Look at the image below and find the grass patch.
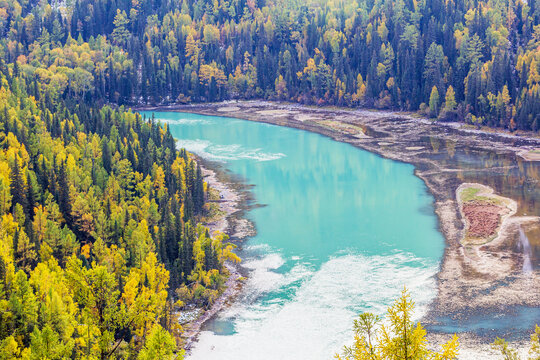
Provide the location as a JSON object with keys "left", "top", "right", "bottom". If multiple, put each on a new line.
{"left": 202, "top": 188, "right": 227, "bottom": 222}
{"left": 460, "top": 186, "right": 506, "bottom": 206}
{"left": 202, "top": 203, "right": 226, "bottom": 223}
{"left": 208, "top": 187, "right": 221, "bottom": 201}
{"left": 460, "top": 187, "right": 481, "bottom": 202}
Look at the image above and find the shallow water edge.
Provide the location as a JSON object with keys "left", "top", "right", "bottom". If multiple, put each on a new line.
{"left": 179, "top": 159, "right": 259, "bottom": 352}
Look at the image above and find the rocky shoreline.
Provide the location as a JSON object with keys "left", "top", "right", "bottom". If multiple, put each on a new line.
{"left": 180, "top": 163, "right": 255, "bottom": 353}
{"left": 141, "top": 100, "right": 540, "bottom": 352}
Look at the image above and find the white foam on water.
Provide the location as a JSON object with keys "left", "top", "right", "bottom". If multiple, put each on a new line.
{"left": 156, "top": 117, "right": 214, "bottom": 125}
{"left": 176, "top": 139, "right": 214, "bottom": 158}
{"left": 238, "top": 252, "right": 287, "bottom": 296}
{"left": 176, "top": 139, "right": 286, "bottom": 162}
{"left": 187, "top": 251, "right": 438, "bottom": 360}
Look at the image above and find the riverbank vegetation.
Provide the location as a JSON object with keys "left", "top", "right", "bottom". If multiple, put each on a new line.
{"left": 336, "top": 288, "right": 460, "bottom": 360}
{"left": 0, "top": 50, "right": 240, "bottom": 359}
{"left": 493, "top": 326, "right": 540, "bottom": 360}
{"left": 338, "top": 289, "right": 540, "bottom": 360}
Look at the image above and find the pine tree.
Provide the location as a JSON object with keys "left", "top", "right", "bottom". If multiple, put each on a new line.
{"left": 57, "top": 160, "right": 71, "bottom": 222}
{"left": 25, "top": 171, "right": 38, "bottom": 221}
{"left": 429, "top": 86, "right": 440, "bottom": 117}
{"left": 8, "top": 270, "right": 38, "bottom": 343}
{"left": 0, "top": 174, "right": 12, "bottom": 215}
{"left": 10, "top": 157, "right": 27, "bottom": 215}
{"left": 444, "top": 86, "right": 457, "bottom": 111}
{"left": 14, "top": 229, "right": 37, "bottom": 273}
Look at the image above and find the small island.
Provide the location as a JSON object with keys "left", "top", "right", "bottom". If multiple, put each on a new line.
{"left": 457, "top": 183, "right": 516, "bottom": 246}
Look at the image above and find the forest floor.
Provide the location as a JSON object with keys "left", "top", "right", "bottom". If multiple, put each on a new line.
{"left": 141, "top": 100, "right": 540, "bottom": 353}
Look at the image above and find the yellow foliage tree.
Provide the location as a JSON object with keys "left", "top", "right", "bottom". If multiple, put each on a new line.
{"left": 336, "top": 288, "right": 459, "bottom": 360}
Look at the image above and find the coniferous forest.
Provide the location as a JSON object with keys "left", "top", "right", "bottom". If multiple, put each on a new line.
{"left": 0, "top": 0, "right": 244, "bottom": 354}
{"left": 0, "top": 0, "right": 539, "bottom": 357}
{"left": 3, "top": 0, "right": 540, "bottom": 129}
{"left": 0, "top": 71, "right": 241, "bottom": 357}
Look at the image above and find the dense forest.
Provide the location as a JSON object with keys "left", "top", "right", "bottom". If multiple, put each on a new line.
{"left": 1, "top": 0, "right": 540, "bottom": 130}
{"left": 0, "top": 18, "right": 240, "bottom": 360}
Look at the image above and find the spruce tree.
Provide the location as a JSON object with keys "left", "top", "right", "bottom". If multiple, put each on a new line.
{"left": 10, "top": 157, "right": 27, "bottom": 215}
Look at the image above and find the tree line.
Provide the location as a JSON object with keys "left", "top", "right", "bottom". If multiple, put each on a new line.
{"left": 1, "top": 0, "right": 540, "bottom": 130}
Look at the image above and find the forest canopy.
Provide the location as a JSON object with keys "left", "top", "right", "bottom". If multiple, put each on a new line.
{"left": 0, "top": 1, "right": 243, "bottom": 354}
{"left": 0, "top": 58, "right": 242, "bottom": 357}
{"left": 1, "top": 0, "right": 540, "bottom": 130}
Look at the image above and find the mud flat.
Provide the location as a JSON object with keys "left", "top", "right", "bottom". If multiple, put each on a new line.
{"left": 141, "top": 100, "right": 540, "bottom": 348}
{"left": 436, "top": 183, "right": 540, "bottom": 313}
{"left": 519, "top": 149, "right": 540, "bottom": 161}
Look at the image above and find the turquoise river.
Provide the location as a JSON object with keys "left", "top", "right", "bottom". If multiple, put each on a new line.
{"left": 143, "top": 111, "right": 446, "bottom": 359}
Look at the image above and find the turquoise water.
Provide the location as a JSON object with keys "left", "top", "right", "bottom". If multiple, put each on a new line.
{"left": 142, "top": 112, "right": 445, "bottom": 359}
